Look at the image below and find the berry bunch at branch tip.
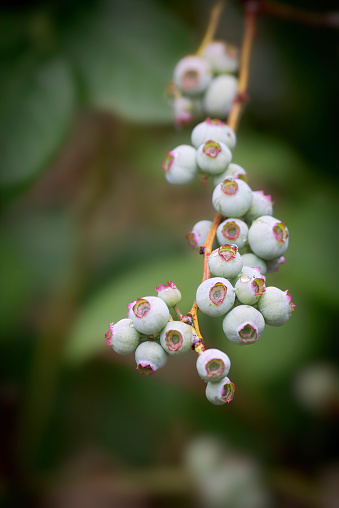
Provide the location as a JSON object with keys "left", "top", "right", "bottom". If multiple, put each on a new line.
{"left": 105, "top": 3, "right": 296, "bottom": 405}
{"left": 105, "top": 115, "right": 295, "bottom": 406}
{"left": 169, "top": 41, "right": 239, "bottom": 128}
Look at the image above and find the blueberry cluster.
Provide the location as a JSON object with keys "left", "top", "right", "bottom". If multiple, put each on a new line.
{"left": 105, "top": 282, "right": 236, "bottom": 405}
{"left": 105, "top": 118, "right": 295, "bottom": 406}
{"left": 170, "top": 42, "right": 239, "bottom": 127}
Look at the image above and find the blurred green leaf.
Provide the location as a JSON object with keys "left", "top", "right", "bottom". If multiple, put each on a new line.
{"left": 0, "top": 57, "right": 76, "bottom": 189}
{"left": 65, "top": 251, "right": 201, "bottom": 365}
{"left": 66, "top": 0, "right": 194, "bottom": 123}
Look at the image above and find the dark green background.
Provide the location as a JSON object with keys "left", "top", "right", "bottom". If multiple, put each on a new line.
{"left": 1, "top": 0, "right": 338, "bottom": 506}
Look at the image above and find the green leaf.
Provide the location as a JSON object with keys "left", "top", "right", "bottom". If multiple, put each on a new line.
{"left": 67, "top": 0, "right": 194, "bottom": 123}
{"left": 0, "top": 57, "right": 76, "bottom": 189}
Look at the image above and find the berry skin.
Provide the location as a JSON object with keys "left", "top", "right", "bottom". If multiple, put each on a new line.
{"left": 212, "top": 177, "right": 253, "bottom": 218}
{"left": 186, "top": 220, "right": 213, "bottom": 249}
{"left": 216, "top": 218, "right": 248, "bottom": 249}
{"left": 204, "top": 75, "right": 238, "bottom": 118}
{"left": 135, "top": 341, "right": 168, "bottom": 375}
{"left": 160, "top": 321, "right": 193, "bottom": 355}
{"left": 196, "top": 140, "right": 232, "bottom": 175}
{"left": 222, "top": 305, "right": 265, "bottom": 345}
{"left": 105, "top": 319, "right": 140, "bottom": 355}
{"left": 232, "top": 265, "right": 264, "bottom": 285}
{"left": 208, "top": 244, "right": 243, "bottom": 279}
{"left": 202, "top": 41, "right": 239, "bottom": 74}
{"left": 156, "top": 281, "right": 181, "bottom": 307}
{"left": 173, "top": 55, "right": 212, "bottom": 95}
{"left": 173, "top": 97, "right": 194, "bottom": 128}
{"left": 162, "top": 145, "right": 198, "bottom": 186}
{"left": 245, "top": 191, "right": 273, "bottom": 223}
{"left": 266, "top": 256, "right": 286, "bottom": 273}
{"left": 196, "top": 277, "right": 235, "bottom": 317}
{"left": 241, "top": 253, "right": 267, "bottom": 275}
{"left": 248, "top": 215, "right": 289, "bottom": 260}
{"left": 128, "top": 296, "right": 169, "bottom": 336}
{"left": 213, "top": 162, "right": 248, "bottom": 187}
{"left": 191, "top": 118, "right": 236, "bottom": 150}
{"left": 257, "top": 286, "right": 295, "bottom": 326}
{"left": 235, "top": 273, "right": 266, "bottom": 305}
{"left": 205, "top": 377, "right": 235, "bottom": 405}
{"left": 196, "top": 348, "right": 231, "bottom": 382}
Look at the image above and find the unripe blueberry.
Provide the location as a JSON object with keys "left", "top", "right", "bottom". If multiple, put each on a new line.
{"left": 196, "top": 140, "right": 232, "bottom": 175}
{"left": 241, "top": 253, "right": 267, "bottom": 275}
{"left": 162, "top": 145, "right": 198, "bottom": 185}
{"left": 257, "top": 286, "right": 295, "bottom": 326}
{"left": 202, "top": 41, "right": 239, "bottom": 74}
{"left": 248, "top": 215, "right": 289, "bottom": 260}
{"left": 266, "top": 256, "right": 286, "bottom": 273}
{"left": 245, "top": 191, "right": 273, "bottom": 223}
{"left": 160, "top": 321, "right": 193, "bottom": 355}
{"left": 212, "top": 177, "right": 253, "bottom": 217}
{"left": 213, "top": 162, "right": 248, "bottom": 187}
{"left": 233, "top": 265, "right": 264, "bottom": 284}
{"left": 191, "top": 118, "right": 236, "bottom": 149}
{"left": 196, "top": 277, "right": 235, "bottom": 317}
{"left": 105, "top": 319, "right": 140, "bottom": 355}
{"left": 196, "top": 348, "right": 231, "bottom": 382}
{"left": 222, "top": 305, "right": 265, "bottom": 345}
{"left": 128, "top": 296, "right": 169, "bottom": 335}
{"left": 186, "top": 220, "right": 213, "bottom": 248}
{"left": 205, "top": 377, "right": 235, "bottom": 405}
{"left": 173, "top": 97, "right": 194, "bottom": 128}
{"left": 156, "top": 281, "right": 181, "bottom": 307}
{"left": 216, "top": 218, "right": 248, "bottom": 249}
{"left": 173, "top": 55, "right": 212, "bottom": 95}
{"left": 204, "top": 75, "right": 238, "bottom": 118}
{"left": 235, "top": 273, "right": 266, "bottom": 305}
{"left": 135, "top": 341, "right": 168, "bottom": 375}
{"left": 208, "top": 244, "right": 243, "bottom": 279}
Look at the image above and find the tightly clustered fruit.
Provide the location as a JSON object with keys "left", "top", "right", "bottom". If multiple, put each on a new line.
{"left": 169, "top": 41, "right": 239, "bottom": 127}
{"left": 105, "top": 118, "right": 295, "bottom": 406}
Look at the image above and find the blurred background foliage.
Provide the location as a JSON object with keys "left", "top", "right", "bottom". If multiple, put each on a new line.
{"left": 0, "top": 0, "right": 339, "bottom": 506}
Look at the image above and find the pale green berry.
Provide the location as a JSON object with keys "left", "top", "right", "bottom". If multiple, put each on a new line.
{"left": 208, "top": 244, "right": 243, "bottom": 279}
{"left": 205, "top": 377, "right": 235, "bottom": 405}
{"left": 233, "top": 265, "right": 264, "bottom": 284}
{"left": 235, "top": 273, "right": 266, "bottom": 305}
{"left": 186, "top": 220, "right": 213, "bottom": 249}
{"left": 173, "top": 96, "right": 194, "bottom": 128}
{"left": 135, "top": 341, "right": 168, "bottom": 375}
{"left": 216, "top": 218, "right": 248, "bottom": 249}
{"left": 212, "top": 177, "right": 253, "bottom": 217}
{"left": 241, "top": 253, "right": 267, "bottom": 275}
{"left": 196, "top": 140, "right": 232, "bottom": 175}
{"left": 191, "top": 118, "right": 236, "bottom": 149}
{"left": 196, "top": 277, "right": 235, "bottom": 317}
{"left": 173, "top": 55, "right": 212, "bottom": 95}
{"left": 222, "top": 305, "right": 265, "bottom": 345}
{"left": 160, "top": 321, "right": 193, "bottom": 355}
{"left": 128, "top": 296, "right": 169, "bottom": 335}
{"left": 155, "top": 281, "right": 181, "bottom": 307}
{"left": 105, "top": 319, "right": 140, "bottom": 355}
{"left": 245, "top": 191, "right": 273, "bottom": 223}
{"left": 248, "top": 215, "right": 289, "bottom": 260}
{"left": 204, "top": 75, "right": 238, "bottom": 118}
{"left": 162, "top": 145, "right": 198, "bottom": 185}
{"left": 213, "top": 162, "right": 248, "bottom": 187}
{"left": 202, "top": 41, "right": 239, "bottom": 74}
{"left": 196, "top": 348, "right": 231, "bottom": 382}
{"left": 266, "top": 256, "right": 286, "bottom": 273}
{"left": 257, "top": 286, "right": 295, "bottom": 326}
